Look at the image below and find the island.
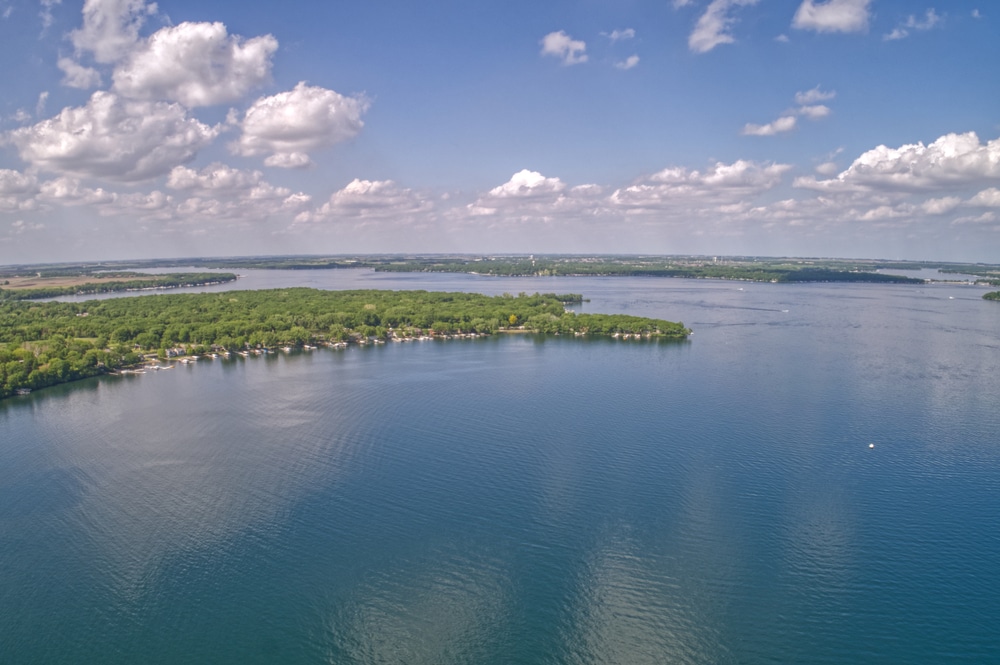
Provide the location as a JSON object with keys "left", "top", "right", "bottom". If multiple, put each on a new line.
{"left": 0, "top": 288, "right": 690, "bottom": 399}
{"left": 985, "top": 292, "right": 1000, "bottom": 301}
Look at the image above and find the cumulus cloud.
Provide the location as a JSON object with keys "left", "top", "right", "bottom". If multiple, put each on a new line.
{"left": 296, "top": 179, "right": 430, "bottom": 223}
{"left": 744, "top": 87, "right": 835, "bottom": 136}
{"left": 58, "top": 57, "right": 103, "bottom": 89}
{"left": 742, "top": 116, "right": 797, "bottom": 136}
{"left": 792, "top": 0, "right": 871, "bottom": 33}
{"left": 0, "top": 170, "right": 40, "bottom": 211}
{"left": 113, "top": 22, "right": 278, "bottom": 106}
{"left": 689, "top": 0, "right": 759, "bottom": 54}
{"left": 884, "top": 9, "right": 942, "bottom": 41}
{"left": 540, "top": 31, "right": 588, "bottom": 65}
{"left": 794, "top": 132, "right": 1000, "bottom": 192}
{"left": 921, "top": 196, "right": 961, "bottom": 215}
{"left": 37, "top": 177, "right": 117, "bottom": 206}
{"left": 488, "top": 170, "right": 566, "bottom": 198}
{"left": 167, "top": 163, "right": 266, "bottom": 192}
{"left": 70, "top": 0, "right": 158, "bottom": 64}
{"left": 0, "top": 169, "right": 37, "bottom": 196}
{"left": 230, "top": 82, "right": 369, "bottom": 168}
{"left": 798, "top": 105, "right": 831, "bottom": 119}
{"left": 8, "top": 91, "right": 220, "bottom": 181}
{"left": 968, "top": 188, "right": 1000, "bottom": 207}
{"left": 467, "top": 170, "right": 604, "bottom": 219}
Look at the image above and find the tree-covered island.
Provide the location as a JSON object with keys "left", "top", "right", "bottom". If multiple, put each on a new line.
{"left": 0, "top": 288, "right": 689, "bottom": 399}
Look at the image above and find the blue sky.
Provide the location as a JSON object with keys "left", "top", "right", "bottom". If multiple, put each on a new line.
{"left": 1, "top": 0, "right": 998, "bottom": 263}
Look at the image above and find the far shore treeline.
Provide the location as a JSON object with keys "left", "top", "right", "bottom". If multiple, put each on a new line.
{"left": 0, "top": 272, "right": 237, "bottom": 300}
{"left": 0, "top": 288, "right": 689, "bottom": 399}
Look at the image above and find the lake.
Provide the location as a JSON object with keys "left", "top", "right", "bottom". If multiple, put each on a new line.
{"left": 3, "top": 272, "right": 999, "bottom": 664}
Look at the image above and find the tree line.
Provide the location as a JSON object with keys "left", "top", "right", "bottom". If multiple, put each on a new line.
{"left": 0, "top": 288, "right": 688, "bottom": 399}
{"left": 0, "top": 273, "right": 237, "bottom": 301}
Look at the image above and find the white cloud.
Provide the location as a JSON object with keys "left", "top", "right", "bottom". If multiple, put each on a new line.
{"left": 920, "top": 196, "right": 961, "bottom": 215}
{"left": 113, "top": 189, "right": 171, "bottom": 211}
{"left": 540, "top": 31, "right": 588, "bottom": 65}
{"left": 35, "top": 92, "right": 49, "bottom": 117}
{"left": 792, "top": 0, "right": 871, "bottom": 34}
{"left": 742, "top": 116, "right": 797, "bottom": 136}
{"left": 167, "top": 163, "right": 266, "bottom": 192}
{"left": 296, "top": 179, "right": 431, "bottom": 223}
{"left": 466, "top": 170, "right": 604, "bottom": 219}
{"left": 113, "top": 22, "right": 278, "bottom": 106}
{"left": 607, "top": 28, "right": 635, "bottom": 42}
{"left": 795, "top": 86, "right": 836, "bottom": 105}
{"left": 0, "top": 169, "right": 37, "bottom": 196}
{"left": 798, "top": 104, "right": 831, "bottom": 119}
{"left": 488, "top": 169, "right": 566, "bottom": 198}
{"left": 58, "top": 57, "right": 103, "bottom": 89}
{"left": 611, "top": 160, "right": 791, "bottom": 210}
{"left": 230, "top": 82, "right": 369, "bottom": 169}
{"left": 951, "top": 211, "right": 998, "bottom": 226}
{"left": 615, "top": 55, "right": 640, "bottom": 70}
{"left": 8, "top": 91, "right": 220, "bottom": 181}
{"left": 689, "top": 0, "right": 759, "bottom": 54}
{"left": 0, "top": 170, "right": 39, "bottom": 211}
{"left": 815, "top": 161, "right": 840, "bottom": 175}
{"left": 38, "top": 177, "right": 117, "bottom": 206}
{"left": 745, "top": 87, "right": 834, "bottom": 136}
{"left": 795, "top": 132, "right": 1000, "bottom": 192}
{"left": 883, "top": 9, "right": 942, "bottom": 41}
{"left": 70, "top": 0, "right": 158, "bottom": 64}
{"left": 968, "top": 188, "right": 1000, "bottom": 207}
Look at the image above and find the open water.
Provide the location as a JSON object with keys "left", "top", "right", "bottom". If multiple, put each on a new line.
{"left": 3, "top": 272, "right": 1000, "bottom": 664}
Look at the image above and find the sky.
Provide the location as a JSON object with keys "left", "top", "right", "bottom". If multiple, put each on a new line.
{"left": 0, "top": 0, "right": 998, "bottom": 264}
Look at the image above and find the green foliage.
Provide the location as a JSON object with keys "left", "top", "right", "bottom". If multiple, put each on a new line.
{"left": 984, "top": 291, "right": 1000, "bottom": 301}
{"left": 0, "top": 288, "right": 688, "bottom": 399}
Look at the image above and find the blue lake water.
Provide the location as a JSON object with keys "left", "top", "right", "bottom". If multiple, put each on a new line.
{"left": 3, "top": 272, "right": 1000, "bottom": 663}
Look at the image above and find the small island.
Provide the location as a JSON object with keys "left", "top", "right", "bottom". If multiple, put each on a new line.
{"left": 0, "top": 288, "right": 689, "bottom": 399}
{"left": 985, "top": 292, "right": 1000, "bottom": 301}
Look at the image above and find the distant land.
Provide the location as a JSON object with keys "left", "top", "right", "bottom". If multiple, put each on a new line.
{"left": 4, "top": 254, "right": 1000, "bottom": 289}
{"left": 6, "top": 254, "right": 1000, "bottom": 310}
{"left": 0, "top": 272, "right": 237, "bottom": 301}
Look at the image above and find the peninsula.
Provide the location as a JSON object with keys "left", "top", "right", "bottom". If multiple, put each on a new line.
{"left": 0, "top": 271, "right": 237, "bottom": 301}
{"left": 0, "top": 288, "right": 689, "bottom": 399}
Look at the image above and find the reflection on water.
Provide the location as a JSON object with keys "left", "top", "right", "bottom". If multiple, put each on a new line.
{"left": 4, "top": 275, "right": 1000, "bottom": 664}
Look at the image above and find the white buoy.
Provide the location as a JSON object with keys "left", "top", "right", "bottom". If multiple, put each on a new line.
{"left": 869, "top": 443, "right": 875, "bottom": 449}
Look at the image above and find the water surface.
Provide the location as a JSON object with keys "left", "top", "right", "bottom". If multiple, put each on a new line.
{"left": 3, "top": 274, "right": 999, "bottom": 663}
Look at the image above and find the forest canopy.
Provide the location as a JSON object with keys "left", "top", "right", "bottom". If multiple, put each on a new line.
{"left": 0, "top": 288, "right": 689, "bottom": 399}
